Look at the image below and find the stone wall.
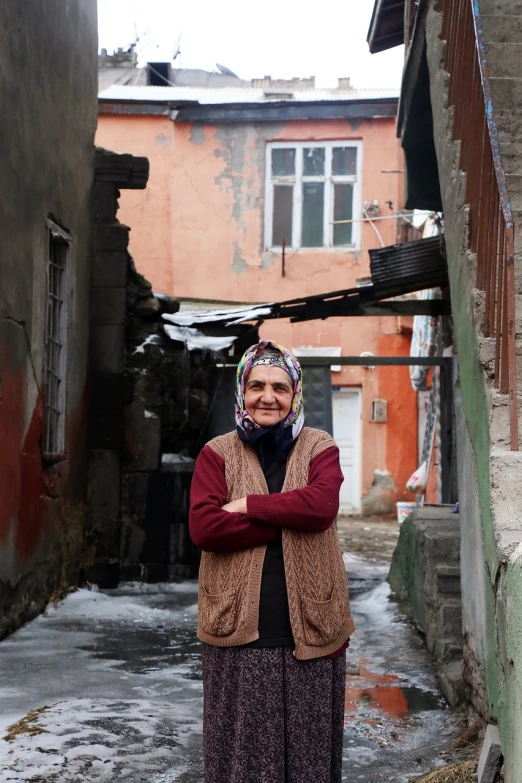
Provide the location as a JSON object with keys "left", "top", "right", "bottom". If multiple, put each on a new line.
{"left": 87, "top": 151, "right": 149, "bottom": 588}
{"left": 120, "top": 260, "right": 215, "bottom": 582}
{"left": 87, "top": 150, "right": 244, "bottom": 585}
{"left": 0, "top": 0, "right": 98, "bottom": 638}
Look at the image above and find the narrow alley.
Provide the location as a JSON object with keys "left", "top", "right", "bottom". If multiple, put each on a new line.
{"left": 0, "top": 519, "right": 468, "bottom": 783}
{"left": 3, "top": 0, "right": 522, "bottom": 780}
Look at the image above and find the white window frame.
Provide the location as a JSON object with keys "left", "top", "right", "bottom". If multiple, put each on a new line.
{"left": 264, "top": 140, "right": 363, "bottom": 252}
{"left": 43, "top": 218, "right": 71, "bottom": 457}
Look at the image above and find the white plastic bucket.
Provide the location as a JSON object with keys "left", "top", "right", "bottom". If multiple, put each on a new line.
{"left": 396, "top": 501, "right": 416, "bottom": 524}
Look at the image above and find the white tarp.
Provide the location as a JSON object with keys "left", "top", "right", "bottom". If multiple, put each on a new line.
{"left": 163, "top": 304, "right": 273, "bottom": 327}
{"left": 163, "top": 324, "right": 236, "bottom": 351}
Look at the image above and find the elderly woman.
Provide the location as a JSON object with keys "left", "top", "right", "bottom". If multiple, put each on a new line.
{"left": 190, "top": 340, "right": 354, "bottom": 783}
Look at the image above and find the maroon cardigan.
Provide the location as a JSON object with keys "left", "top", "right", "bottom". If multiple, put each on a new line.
{"left": 190, "top": 443, "right": 350, "bottom": 657}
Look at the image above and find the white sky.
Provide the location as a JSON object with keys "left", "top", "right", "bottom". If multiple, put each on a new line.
{"left": 97, "top": 0, "right": 404, "bottom": 89}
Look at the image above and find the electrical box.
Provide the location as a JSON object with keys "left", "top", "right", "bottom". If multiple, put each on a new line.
{"left": 371, "top": 399, "right": 387, "bottom": 423}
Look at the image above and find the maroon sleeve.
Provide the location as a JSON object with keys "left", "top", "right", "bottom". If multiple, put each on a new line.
{"left": 189, "top": 445, "right": 277, "bottom": 553}
{"left": 246, "top": 446, "right": 344, "bottom": 533}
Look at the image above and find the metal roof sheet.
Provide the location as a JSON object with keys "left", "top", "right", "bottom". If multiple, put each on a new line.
{"left": 369, "top": 235, "right": 447, "bottom": 298}
{"left": 367, "top": 0, "right": 406, "bottom": 54}
{"left": 98, "top": 84, "right": 400, "bottom": 105}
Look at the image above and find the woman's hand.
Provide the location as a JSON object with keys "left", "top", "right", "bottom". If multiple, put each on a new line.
{"left": 222, "top": 497, "right": 247, "bottom": 514}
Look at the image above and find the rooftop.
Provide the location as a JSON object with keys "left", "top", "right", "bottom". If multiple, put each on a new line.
{"left": 98, "top": 56, "right": 399, "bottom": 106}
{"left": 98, "top": 83, "right": 400, "bottom": 105}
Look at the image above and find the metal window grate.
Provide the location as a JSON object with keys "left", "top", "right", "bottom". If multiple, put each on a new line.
{"left": 44, "top": 221, "right": 71, "bottom": 455}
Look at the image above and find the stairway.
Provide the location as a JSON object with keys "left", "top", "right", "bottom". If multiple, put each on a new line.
{"left": 472, "top": 4, "right": 522, "bottom": 561}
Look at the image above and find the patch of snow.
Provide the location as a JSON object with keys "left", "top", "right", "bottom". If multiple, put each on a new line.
{"left": 42, "top": 588, "right": 195, "bottom": 627}
{"left": 163, "top": 324, "right": 235, "bottom": 351}
{"left": 133, "top": 334, "right": 162, "bottom": 354}
{"left": 0, "top": 698, "right": 202, "bottom": 782}
{"left": 114, "top": 581, "right": 199, "bottom": 595}
{"left": 161, "top": 453, "right": 192, "bottom": 464}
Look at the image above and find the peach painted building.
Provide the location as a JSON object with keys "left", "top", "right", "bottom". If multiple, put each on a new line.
{"left": 97, "top": 66, "right": 418, "bottom": 513}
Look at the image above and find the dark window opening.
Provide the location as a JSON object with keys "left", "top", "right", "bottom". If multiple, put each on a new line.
{"left": 147, "top": 62, "right": 170, "bottom": 86}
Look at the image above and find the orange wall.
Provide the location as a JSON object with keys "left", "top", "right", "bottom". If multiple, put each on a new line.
{"left": 96, "top": 114, "right": 404, "bottom": 301}
{"left": 96, "top": 110, "right": 417, "bottom": 504}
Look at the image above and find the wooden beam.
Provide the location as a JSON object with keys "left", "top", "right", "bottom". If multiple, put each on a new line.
{"left": 357, "top": 300, "right": 451, "bottom": 316}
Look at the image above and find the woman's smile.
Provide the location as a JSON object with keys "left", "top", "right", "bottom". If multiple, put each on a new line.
{"left": 244, "top": 365, "right": 293, "bottom": 426}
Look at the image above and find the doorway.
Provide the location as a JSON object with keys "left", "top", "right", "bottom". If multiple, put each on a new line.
{"left": 333, "top": 389, "right": 362, "bottom": 514}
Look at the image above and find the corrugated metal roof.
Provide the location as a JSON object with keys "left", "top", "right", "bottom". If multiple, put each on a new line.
{"left": 369, "top": 235, "right": 447, "bottom": 299}
{"left": 98, "top": 84, "right": 400, "bottom": 105}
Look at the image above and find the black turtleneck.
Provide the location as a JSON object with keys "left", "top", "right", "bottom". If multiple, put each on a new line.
{"left": 245, "top": 443, "right": 294, "bottom": 649}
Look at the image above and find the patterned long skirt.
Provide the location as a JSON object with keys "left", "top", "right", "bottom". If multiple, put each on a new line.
{"left": 202, "top": 644, "right": 346, "bottom": 783}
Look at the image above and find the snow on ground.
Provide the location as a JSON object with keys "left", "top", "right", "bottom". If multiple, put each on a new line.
{"left": 0, "top": 583, "right": 203, "bottom": 782}
{"left": 1, "top": 698, "right": 201, "bottom": 782}
{"left": 0, "top": 571, "right": 457, "bottom": 782}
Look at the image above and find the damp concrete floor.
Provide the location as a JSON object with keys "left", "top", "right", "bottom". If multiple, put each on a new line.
{"left": 0, "top": 529, "right": 459, "bottom": 783}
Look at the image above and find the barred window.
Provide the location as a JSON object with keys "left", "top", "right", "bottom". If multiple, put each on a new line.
{"left": 43, "top": 220, "right": 71, "bottom": 456}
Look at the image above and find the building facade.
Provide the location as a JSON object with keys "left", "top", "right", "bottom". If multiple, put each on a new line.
{"left": 369, "top": 0, "right": 522, "bottom": 775}
{"left": 0, "top": 0, "right": 98, "bottom": 637}
{"left": 97, "top": 72, "right": 418, "bottom": 513}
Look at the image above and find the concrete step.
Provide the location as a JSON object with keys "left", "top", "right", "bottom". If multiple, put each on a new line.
{"left": 507, "top": 177, "right": 522, "bottom": 210}
{"left": 435, "top": 564, "right": 461, "bottom": 595}
{"left": 490, "top": 389, "right": 522, "bottom": 449}
{"left": 489, "top": 79, "right": 522, "bottom": 122}
{"left": 439, "top": 600, "right": 463, "bottom": 637}
{"left": 495, "top": 111, "right": 522, "bottom": 143}
{"left": 485, "top": 42, "right": 522, "bottom": 78}
{"left": 482, "top": 14, "right": 522, "bottom": 43}
{"left": 480, "top": 0, "right": 522, "bottom": 15}
{"left": 499, "top": 142, "right": 522, "bottom": 176}
{"left": 423, "top": 528, "right": 460, "bottom": 564}
{"left": 490, "top": 448, "right": 522, "bottom": 536}
{"left": 434, "top": 636, "right": 463, "bottom": 666}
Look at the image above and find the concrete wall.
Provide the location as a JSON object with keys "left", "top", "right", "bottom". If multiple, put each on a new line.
{"left": 0, "top": 0, "right": 98, "bottom": 636}
{"left": 96, "top": 112, "right": 419, "bottom": 506}
{"left": 423, "top": 2, "right": 522, "bottom": 777}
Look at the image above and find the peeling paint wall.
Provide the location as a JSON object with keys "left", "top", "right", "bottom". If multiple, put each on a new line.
{"left": 96, "top": 111, "right": 417, "bottom": 503}
{"left": 0, "top": 0, "right": 98, "bottom": 637}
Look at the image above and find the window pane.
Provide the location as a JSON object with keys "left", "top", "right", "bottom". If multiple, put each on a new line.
{"left": 272, "top": 185, "right": 293, "bottom": 246}
{"left": 333, "top": 183, "right": 353, "bottom": 245}
{"left": 303, "top": 147, "right": 325, "bottom": 176}
{"left": 332, "top": 146, "right": 357, "bottom": 176}
{"left": 272, "top": 148, "right": 295, "bottom": 177}
{"left": 301, "top": 182, "right": 324, "bottom": 247}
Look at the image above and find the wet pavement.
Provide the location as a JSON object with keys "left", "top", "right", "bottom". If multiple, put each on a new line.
{"left": 0, "top": 550, "right": 457, "bottom": 782}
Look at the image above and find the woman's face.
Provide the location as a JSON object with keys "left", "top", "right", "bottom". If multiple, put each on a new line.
{"left": 244, "top": 365, "right": 293, "bottom": 427}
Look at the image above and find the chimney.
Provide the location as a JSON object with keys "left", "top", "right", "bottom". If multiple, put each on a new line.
{"left": 338, "top": 77, "right": 351, "bottom": 90}
{"left": 251, "top": 76, "right": 272, "bottom": 89}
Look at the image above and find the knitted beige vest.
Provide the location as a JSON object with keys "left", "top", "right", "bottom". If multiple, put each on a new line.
{"left": 197, "top": 427, "right": 355, "bottom": 660}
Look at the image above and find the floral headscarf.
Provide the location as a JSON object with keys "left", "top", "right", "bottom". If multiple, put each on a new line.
{"left": 235, "top": 340, "right": 304, "bottom": 442}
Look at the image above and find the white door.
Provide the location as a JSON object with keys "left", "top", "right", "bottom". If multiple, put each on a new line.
{"left": 332, "top": 390, "right": 362, "bottom": 514}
